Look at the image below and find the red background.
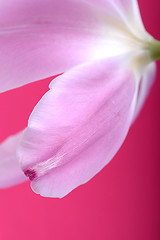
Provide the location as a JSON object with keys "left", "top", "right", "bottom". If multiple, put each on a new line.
{"left": 0, "top": 1, "right": 159, "bottom": 239}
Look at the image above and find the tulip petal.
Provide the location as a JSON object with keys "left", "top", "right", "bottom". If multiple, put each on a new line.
{"left": 18, "top": 56, "right": 137, "bottom": 198}
{"left": 0, "top": 0, "right": 124, "bottom": 92}
{"left": 89, "top": 0, "right": 151, "bottom": 40}
{"left": 0, "top": 131, "right": 27, "bottom": 188}
{"left": 133, "top": 62, "right": 156, "bottom": 120}
{"left": 0, "top": 0, "right": 150, "bottom": 93}
{"left": 110, "top": 0, "right": 151, "bottom": 40}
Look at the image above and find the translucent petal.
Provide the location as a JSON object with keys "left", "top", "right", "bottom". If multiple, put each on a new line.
{"left": 18, "top": 56, "right": 137, "bottom": 197}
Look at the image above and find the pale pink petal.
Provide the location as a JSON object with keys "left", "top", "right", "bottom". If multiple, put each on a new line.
{"left": 0, "top": 0, "right": 121, "bottom": 92}
{"left": 88, "top": 0, "right": 151, "bottom": 40}
{"left": 0, "top": 0, "right": 149, "bottom": 92}
{"left": 133, "top": 62, "right": 156, "bottom": 120}
{"left": 18, "top": 56, "right": 137, "bottom": 198}
{"left": 0, "top": 131, "right": 27, "bottom": 188}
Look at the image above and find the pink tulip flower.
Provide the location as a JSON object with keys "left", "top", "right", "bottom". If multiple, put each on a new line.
{"left": 0, "top": 0, "right": 159, "bottom": 198}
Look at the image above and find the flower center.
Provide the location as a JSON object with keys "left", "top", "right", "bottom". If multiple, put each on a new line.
{"left": 148, "top": 39, "right": 160, "bottom": 61}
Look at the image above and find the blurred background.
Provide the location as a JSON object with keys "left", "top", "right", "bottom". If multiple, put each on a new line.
{"left": 0, "top": 0, "right": 159, "bottom": 239}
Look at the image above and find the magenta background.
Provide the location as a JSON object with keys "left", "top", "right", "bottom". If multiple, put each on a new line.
{"left": 0, "top": 1, "right": 160, "bottom": 239}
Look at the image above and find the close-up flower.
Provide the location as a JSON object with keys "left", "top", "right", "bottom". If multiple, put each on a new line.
{"left": 0, "top": 0, "right": 159, "bottom": 198}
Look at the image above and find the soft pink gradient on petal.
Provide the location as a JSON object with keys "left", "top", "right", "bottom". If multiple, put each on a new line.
{"left": 0, "top": 131, "right": 27, "bottom": 188}
{"left": 0, "top": 0, "right": 109, "bottom": 92}
{"left": 0, "top": 0, "right": 143, "bottom": 30}
{"left": 0, "top": 0, "right": 150, "bottom": 93}
{"left": 18, "top": 56, "right": 136, "bottom": 197}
